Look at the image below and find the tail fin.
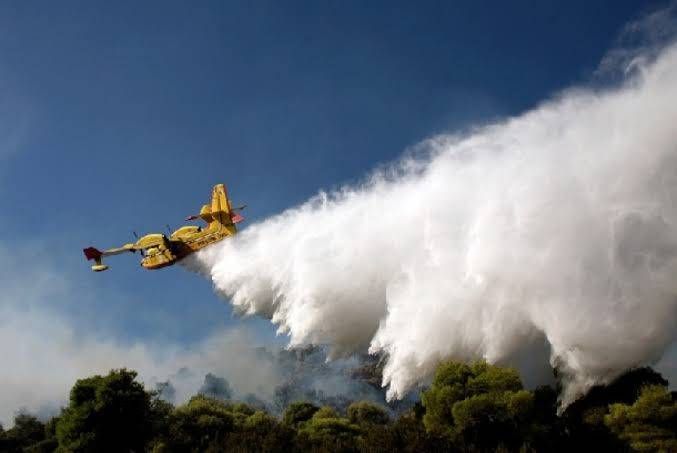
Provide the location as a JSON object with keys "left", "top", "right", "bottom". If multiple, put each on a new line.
{"left": 185, "top": 184, "right": 244, "bottom": 227}
{"left": 210, "top": 183, "right": 245, "bottom": 225}
{"left": 210, "top": 184, "right": 232, "bottom": 225}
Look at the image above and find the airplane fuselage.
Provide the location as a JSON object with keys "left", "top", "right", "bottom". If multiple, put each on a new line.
{"left": 138, "top": 223, "right": 235, "bottom": 270}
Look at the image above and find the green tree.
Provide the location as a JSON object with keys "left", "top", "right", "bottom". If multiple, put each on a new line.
{"left": 312, "top": 406, "right": 340, "bottom": 420}
{"left": 161, "top": 395, "right": 234, "bottom": 452}
{"left": 346, "top": 401, "right": 389, "bottom": 426}
{"left": 296, "top": 407, "right": 361, "bottom": 453}
{"left": 357, "top": 409, "right": 454, "bottom": 453}
{"left": 147, "top": 394, "right": 173, "bottom": 451}
{"left": 55, "top": 368, "right": 153, "bottom": 453}
{"left": 198, "top": 373, "right": 232, "bottom": 401}
{"left": 526, "top": 385, "right": 565, "bottom": 451}
{"left": 230, "top": 402, "right": 257, "bottom": 429}
{"left": 223, "top": 410, "right": 294, "bottom": 453}
{"left": 25, "top": 416, "right": 60, "bottom": 453}
{"left": 562, "top": 367, "right": 669, "bottom": 451}
{"left": 605, "top": 385, "right": 677, "bottom": 452}
{"left": 1, "top": 413, "right": 46, "bottom": 452}
{"left": 421, "top": 360, "right": 534, "bottom": 450}
{"left": 282, "top": 401, "right": 319, "bottom": 428}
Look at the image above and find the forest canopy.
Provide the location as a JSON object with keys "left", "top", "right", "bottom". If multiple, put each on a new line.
{"left": 1, "top": 361, "right": 675, "bottom": 453}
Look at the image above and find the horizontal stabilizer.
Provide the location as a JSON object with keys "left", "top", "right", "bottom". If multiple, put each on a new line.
{"left": 83, "top": 247, "right": 102, "bottom": 261}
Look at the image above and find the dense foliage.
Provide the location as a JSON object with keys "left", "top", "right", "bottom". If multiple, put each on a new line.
{"left": 1, "top": 363, "right": 674, "bottom": 452}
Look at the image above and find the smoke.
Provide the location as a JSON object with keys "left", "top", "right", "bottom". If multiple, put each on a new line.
{"left": 193, "top": 38, "right": 677, "bottom": 406}
{"left": 0, "top": 305, "right": 283, "bottom": 426}
{"left": 151, "top": 345, "right": 396, "bottom": 416}
{"left": 0, "top": 242, "right": 396, "bottom": 426}
{"left": 0, "top": 243, "right": 401, "bottom": 427}
{"left": 0, "top": 241, "right": 286, "bottom": 426}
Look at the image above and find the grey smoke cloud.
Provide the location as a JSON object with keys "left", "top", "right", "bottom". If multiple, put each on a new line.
{"left": 0, "top": 241, "right": 400, "bottom": 427}
{"left": 0, "top": 242, "right": 284, "bottom": 426}
{"left": 0, "top": 304, "right": 282, "bottom": 426}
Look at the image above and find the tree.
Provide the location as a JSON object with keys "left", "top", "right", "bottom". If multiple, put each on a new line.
{"left": 155, "top": 381, "right": 177, "bottom": 403}
{"left": 605, "top": 385, "right": 677, "bottom": 452}
{"left": 55, "top": 368, "right": 153, "bottom": 453}
{"left": 0, "top": 413, "right": 46, "bottom": 452}
{"left": 526, "top": 385, "right": 565, "bottom": 451}
{"left": 562, "top": 367, "right": 669, "bottom": 451}
{"left": 296, "top": 407, "right": 361, "bottom": 453}
{"left": 25, "top": 416, "right": 60, "bottom": 453}
{"left": 347, "top": 401, "right": 389, "bottom": 426}
{"left": 147, "top": 393, "right": 173, "bottom": 451}
{"left": 161, "top": 395, "right": 234, "bottom": 452}
{"left": 282, "top": 401, "right": 319, "bottom": 428}
{"left": 313, "top": 406, "right": 339, "bottom": 420}
{"left": 390, "top": 411, "right": 456, "bottom": 453}
{"left": 198, "top": 373, "right": 232, "bottom": 401}
{"left": 223, "top": 410, "right": 294, "bottom": 453}
{"left": 451, "top": 390, "right": 534, "bottom": 450}
{"left": 6, "top": 361, "right": 673, "bottom": 452}
{"left": 421, "top": 360, "right": 534, "bottom": 450}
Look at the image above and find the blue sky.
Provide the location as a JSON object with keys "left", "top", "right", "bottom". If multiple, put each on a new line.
{"left": 0, "top": 2, "right": 667, "bottom": 351}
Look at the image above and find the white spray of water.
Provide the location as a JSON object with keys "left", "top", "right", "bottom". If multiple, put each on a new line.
{"left": 194, "top": 42, "right": 677, "bottom": 406}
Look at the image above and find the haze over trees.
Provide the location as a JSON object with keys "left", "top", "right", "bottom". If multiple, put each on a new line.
{"left": 1, "top": 362, "right": 674, "bottom": 452}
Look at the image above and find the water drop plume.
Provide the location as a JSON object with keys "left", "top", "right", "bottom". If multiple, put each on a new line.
{"left": 192, "top": 41, "right": 677, "bottom": 406}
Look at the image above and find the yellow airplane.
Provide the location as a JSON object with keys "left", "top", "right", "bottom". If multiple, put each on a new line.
{"left": 83, "top": 183, "right": 244, "bottom": 272}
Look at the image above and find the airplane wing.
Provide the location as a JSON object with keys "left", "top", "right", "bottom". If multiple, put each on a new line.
{"left": 83, "top": 243, "right": 137, "bottom": 271}
{"left": 83, "top": 244, "right": 135, "bottom": 260}
{"left": 101, "top": 244, "right": 136, "bottom": 256}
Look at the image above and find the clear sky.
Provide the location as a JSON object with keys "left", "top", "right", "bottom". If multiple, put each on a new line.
{"left": 0, "top": 2, "right": 669, "bottom": 367}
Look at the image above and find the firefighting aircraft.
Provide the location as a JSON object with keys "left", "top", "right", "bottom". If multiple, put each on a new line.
{"left": 83, "top": 183, "right": 244, "bottom": 272}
